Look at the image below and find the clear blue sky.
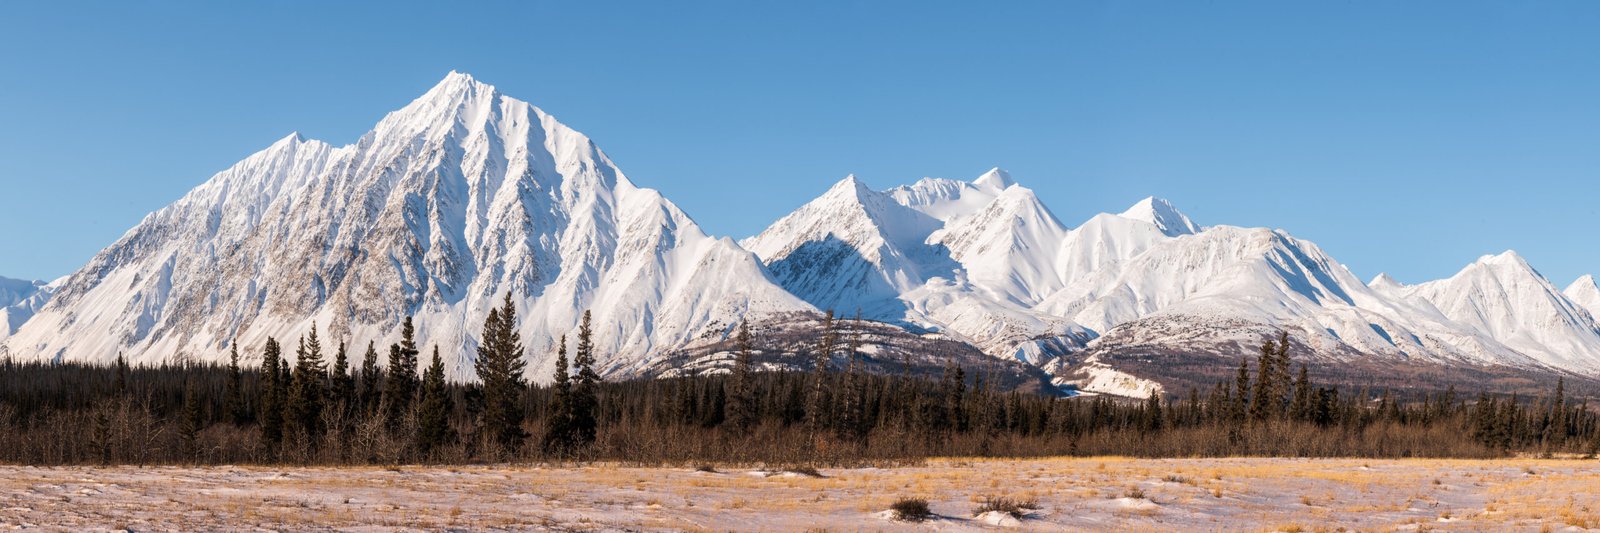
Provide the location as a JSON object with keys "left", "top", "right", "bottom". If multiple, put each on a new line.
{"left": 2, "top": 1, "right": 1597, "bottom": 286}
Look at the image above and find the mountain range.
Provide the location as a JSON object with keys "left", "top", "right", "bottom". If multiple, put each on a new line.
{"left": 4, "top": 72, "right": 1597, "bottom": 397}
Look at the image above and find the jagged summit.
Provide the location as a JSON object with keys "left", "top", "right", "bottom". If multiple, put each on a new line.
{"left": 1117, "top": 197, "right": 1200, "bottom": 237}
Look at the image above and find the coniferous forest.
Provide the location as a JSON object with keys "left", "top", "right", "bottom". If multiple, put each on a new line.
{"left": 0, "top": 296, "right": 1596, "bottom": 467}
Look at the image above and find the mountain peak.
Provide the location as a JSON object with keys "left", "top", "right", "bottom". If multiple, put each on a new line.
{"left": 1368, "top": 272, "right": 1405, "bottom": 291}
{"left": 1118, "top": 196, "right": 1200, "bottom": 237}
{"left": 1476, "top": 250, "right": 1531, "bottom": 269}
{"left": 271, "top": 131, "right": 305, "bottom": 147}
{"left": 1565, "top": 275, "right": 1600, "bottom": 321}
{"left": 823, "top": 174, "right": 873, "bottom": 199}
{"left": 973, "top": 167, "right": 1014, "bottom": 190}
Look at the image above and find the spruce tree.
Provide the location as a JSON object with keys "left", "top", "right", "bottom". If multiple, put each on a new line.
{"left": 260, "top": 338, "right": 285, "bottom": 446}
{"left": 360, "top": 341, "right": 380, "bottom": 416}
{"left": 416, "top": 345, "right": 455, "bottom": 457}
{"left": 804, "top": 310, "right": 836, "bottom": 435}
{"left": 289, "top": 327, "right": 327, "bottom": 442}
{"left": 836, "top": 316, "right": 867, "bottom": 443}
{"left": 1289, "top": 364, "right": 1311, "bottom": 421}
{"left": 180, "top": 381, "right": 202, "bottom": 460}
{"left": 571, "top": 310, "right": 600, "bottom": 448}
{"left": 724, "top": 321, "right": 756, "bottom": 436}
{"left": 114, "top": 353, "right": 129, "bottom": 396}
{"left": 543, "top": 335, "right": 574, "bottom": 453}
{"left": 1545, "top": 377, "right": 1568, "bottom": 446}
{"left": 477, "top": 294, "right": 528, "bottom": 455}
{"left": 223, "top": 343, "right": 246, "bottom": 425}
{"left": 1250, "top": 339, "right": 1276, "bottom": 422}
{"left": 382, "top": 317, "right": 420, "bottom": 430}
{"left": 331, "top": 341, "right": 353, "bottom": 413}
{"left": 1142, "top": 392, "right": 1164, "bottom": 432}
{"left": 943, "top": 361, "right": 966, "bottom": 433}
{"left": 1231, "top": 357, "right": 1250, "bottom": 423}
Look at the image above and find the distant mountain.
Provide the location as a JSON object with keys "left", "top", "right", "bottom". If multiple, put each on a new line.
{"left": 1565, "top": 275, "right": 1600, "bottom": 325}
{"left": 1397, "top": 252, "right": 1600, "bottom": 373}
{"left": 750, "top": 172, "right": 1598, "bottom": 397}
{"left": 0, "top": 276, "right": 59, "bottom": 343}
{"left": 5, "top": 72, "right": 1598, "bottom": 397}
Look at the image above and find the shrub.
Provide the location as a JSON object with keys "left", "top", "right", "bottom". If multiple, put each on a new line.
{"left": 890, "top": 497, "right": 932, "bottom": 522}
{"left": 973, "top": 495, "right": 1040, "bottom": 518}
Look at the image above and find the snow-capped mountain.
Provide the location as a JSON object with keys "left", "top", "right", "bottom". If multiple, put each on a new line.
{"left": 0, "top": 276, "right": 60, "bottom": 343}
{"left": 4, "top": 71, "right": 1598, "bottom": 395}
{"left": 1396, "top": 252, "right": 1600, "bottom": 373}
{"left": 0, "top": 72, "right": 811, "bottom": 380}
{"left": 1565, "top": 275, "right": 1600, "bottom": 324}
{"left": 1118, "top": 196, "right": 1200, "bottom": 237}
{"left": 750, "top": 170, "right": 1600, "bottom": 396}
{"left": 744, "top": 171, "right": 1096, "bottom": 366}
{"left": 0, "top": 276, "right": 44, "bottom": 310}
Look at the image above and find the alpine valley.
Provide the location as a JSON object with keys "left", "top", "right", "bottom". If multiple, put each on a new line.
{"left": 4, "top": 72, "right": 1599, "bottom": 398}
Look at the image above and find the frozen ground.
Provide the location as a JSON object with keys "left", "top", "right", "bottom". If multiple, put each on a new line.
{"left": 0, "top": 457, "right": 1596, "bottom": 531}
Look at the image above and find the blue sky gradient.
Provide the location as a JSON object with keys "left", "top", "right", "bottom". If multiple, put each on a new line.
{"left": 1, "top": 1, "right": 1597, "bottom": 285}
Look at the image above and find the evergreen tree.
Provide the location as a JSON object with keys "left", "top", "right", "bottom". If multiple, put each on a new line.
{"left": 416, "top": 345, "right": 455, "bottom": 456}
{"left": 836, "top": 316, "right": 868, "bottom": 443}
{"left": 359, "top": 341, "right": 380, "bottom": 416}
{"left": 943, "top": 360, "right": 966, "bottom": 433}
{"left": 222, "top": 343, "right": 246, "bottom": 425}
{"left": 1142, "top": 392, "right": 1164, "bottom": 432}
{"left": 288, "top": 326, "right": 328, "bottom": 442}
{"left": 179, "top": 381, "right": 202, "bottom": 460}
{"left": 331, "top": 341, "right": 354, "bottom": 413}
{"left": 260, "top": 338, "right": 285, "bottom": 446}
{"left": 114, "top": 353, "right": 129, "bottom": 396}
{"left": 1231, "top": 357, "right": 1251, "bottom": 423}
{"left": 724, "top": 321, "right": 756, "bottom": 436}
{"left": 382, "top": 317, "right": 420, "bottom": 430}
{"left": 1250, "top": 338, "right": 1276, "bottom": 421}
{"left": 1272, "top": 331, "right": 1293, "bottom": 418}
{"left": 570, "top": 310, "right": 600, "bottom": 448}
{"left": 543, "top": 336, "right": 574, "bottom": 453}
{"left": 1289, "top": 364, "right": 1312, "bottom": 421}
{"left": 805, "top": 310, "right": 836, "bottom": 435}
{"left": 477, "top": 293, "right": 528, "bottom": 454}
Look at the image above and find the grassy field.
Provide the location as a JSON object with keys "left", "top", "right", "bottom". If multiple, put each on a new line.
{"left": 0, "top": 457, "right": 1596, "bottom": 531}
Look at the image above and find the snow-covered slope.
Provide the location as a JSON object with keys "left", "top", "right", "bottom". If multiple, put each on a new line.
{"left": 1, "top": 72, "right": 811, "bottom": 379}
{"left": 1046, "top": 228, "right": 1538, "bottom": 373}
{"left": 0, "top": 276, "right": 61, "bottom": 343}
{"left": 745, "top": 171, "right": 1103, "bottom": 365}
{"left": 750, "top": 169, "right": 1600, "bottom": 387}
{"left": 1118, "top": 196, "right": 1200, "bottom": 237}
{"left": 740, "top": 175, "right": 949, "bottom": 315}
{"left": 1565, "top": 275, "right": 1600, "bottom": 325}
{"left": 1399, "top": 252, "right": 1600, "bottom": 373}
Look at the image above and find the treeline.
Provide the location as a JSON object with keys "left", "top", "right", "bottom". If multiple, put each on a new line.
{"left": 0, "top": 309, "right": 1596, "bottom": 466}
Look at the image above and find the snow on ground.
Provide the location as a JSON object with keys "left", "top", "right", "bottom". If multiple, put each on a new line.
{"left": 0, "top": 457, "right": 1596, "bottom": 531}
